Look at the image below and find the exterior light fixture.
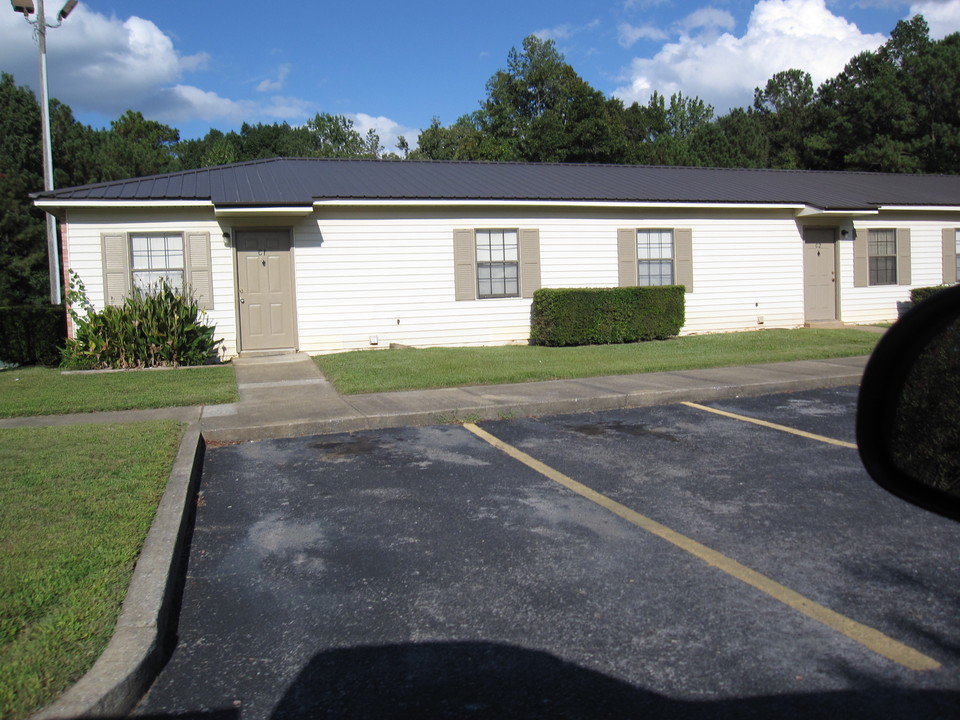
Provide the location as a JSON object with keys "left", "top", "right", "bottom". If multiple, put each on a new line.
{"left": 57, "top": 0, "right": 76, "bottom": 20}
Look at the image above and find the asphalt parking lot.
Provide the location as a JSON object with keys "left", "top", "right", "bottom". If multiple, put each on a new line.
{"left": 136, "top": 386, "right": 960, "bottom": 719}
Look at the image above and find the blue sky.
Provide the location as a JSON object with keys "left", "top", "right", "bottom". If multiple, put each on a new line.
{"left": 2, "top": 0, "right": 960, "bottom": 153}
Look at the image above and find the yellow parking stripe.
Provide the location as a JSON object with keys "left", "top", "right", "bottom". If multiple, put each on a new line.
{"left": 463, "top": 422, "right": 940, "bottom": 672}
{"left": 681, "top": 401, "right": 858, "bottom": 449}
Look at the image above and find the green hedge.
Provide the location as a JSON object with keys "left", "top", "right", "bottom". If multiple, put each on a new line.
{"left": 530, "top": 286, "right": 685, "bottom": 347}
{"left": 0, "top": 305, "right": 66, "bottom": 367}
{"left": 910, "top": 285, "right": 953, "bottom": 305}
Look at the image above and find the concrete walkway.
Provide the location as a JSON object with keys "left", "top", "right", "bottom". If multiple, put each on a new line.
{"left": 198, "top": 352, "right": 871, "bottom": 443}
{"left": 1, "top": 352, "right": 872, "bottom": 441}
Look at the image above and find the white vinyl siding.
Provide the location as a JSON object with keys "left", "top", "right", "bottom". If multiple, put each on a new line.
{"left": 843, "top": 220, "right": 939, "bottom": 325}
{"left": 62, "top": 204, "right": 960, "bottom": 356}
{"left": 67, "top": 209, "right": 236, "bottom": 355}
{"left": 298, "top": 218, "right": 536, "bottom": 351}
{"left": 298, "top": 212, "right": 803, "bottom": 350}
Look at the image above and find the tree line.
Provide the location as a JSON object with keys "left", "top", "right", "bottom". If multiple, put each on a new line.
{"left": 414, "top": 16, "right": 960, "bottom": 174}
{"left": 2, "top": 15, "right": 957, "bottom": 305}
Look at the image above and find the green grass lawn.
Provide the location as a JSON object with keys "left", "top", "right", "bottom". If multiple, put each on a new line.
{"left": 315, "top": 328, "right": 881, "bottom": 395}
{"left": 0, "top": 365, "right": 238, "bottom": 418}
{"left": 0, "top": 421, "right": 184, "bottom": 720}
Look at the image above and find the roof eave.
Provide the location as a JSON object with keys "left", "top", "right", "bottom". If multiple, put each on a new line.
{"left": 796, "top": 205, "right": 880, "bottom": 217}
{"left": 33, "top": 199, "right": 214, "bottom": 210}
{"left": 214, "top": 206, "right": 314, "bottom": 218}
{"left": 312, "top": 198, "right": 810, "bottom": 210}
{"left": 876, "top": 204, "right": 960, "bottom": 212}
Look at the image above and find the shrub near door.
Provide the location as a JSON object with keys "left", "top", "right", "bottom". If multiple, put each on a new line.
{"left": 530, "top": 286, "right": 685, "bottom": 347}
{"left": 62, "top": 277, "right": 222, "bottom": 369}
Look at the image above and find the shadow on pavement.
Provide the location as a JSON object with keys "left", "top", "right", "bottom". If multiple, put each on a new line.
{"left": 268, "top": 641, "right": 958, "bottom": 720}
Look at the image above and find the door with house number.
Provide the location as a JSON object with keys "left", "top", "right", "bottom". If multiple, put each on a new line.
{"left": 236, "top": 230, "right": 296, "bottom": 351}
{"left": 803, "top": 227, "right": 838, "bottom": 323}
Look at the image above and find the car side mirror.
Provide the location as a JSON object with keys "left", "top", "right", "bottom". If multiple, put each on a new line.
{"left": 857, "top": 284, "right": 960, "bottom": 521}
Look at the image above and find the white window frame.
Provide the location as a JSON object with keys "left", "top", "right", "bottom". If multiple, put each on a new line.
{"left": 476, "top": 228, "right": 520, "bottom": 299}
{"left": 868, "top": 229, "right": 897, "bottom": 286}
{"left": 637, "top": 229, "right": 674, "bottom": 286}
{"left": 130, "top": 232, "right": 186, "bottom": 293}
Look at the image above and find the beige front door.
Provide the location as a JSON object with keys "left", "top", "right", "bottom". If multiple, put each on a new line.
{"left": 236, "top": 229, "right": 296, "bottom": 351}
{"left": 803, "top": 227, "right": 838, "bottom": 322}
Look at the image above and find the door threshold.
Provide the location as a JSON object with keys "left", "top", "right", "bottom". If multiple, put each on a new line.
{"left": 237, "top": 348, "right": 298, "bottom": 358}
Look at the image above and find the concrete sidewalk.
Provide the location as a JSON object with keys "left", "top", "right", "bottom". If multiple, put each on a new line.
{"left": 198, "top": 352, "right": 870, "bottom": 443}
{"left": 1, "top": 352, "right": 872, "bottom": 439}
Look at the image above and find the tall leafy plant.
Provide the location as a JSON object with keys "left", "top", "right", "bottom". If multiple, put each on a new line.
{"left": 62, "top": 272, "right": 221, "bottom": 369}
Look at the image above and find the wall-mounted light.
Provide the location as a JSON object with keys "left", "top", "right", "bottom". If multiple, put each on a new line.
{"left": 222, "top": 231, "right": 232, "bottom": 246}
{"left": 840, "top": 229, "right": 850, "bottom": 238}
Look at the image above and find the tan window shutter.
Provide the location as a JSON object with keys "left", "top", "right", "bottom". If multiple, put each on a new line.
{"left": 675, "top": 228, "right": 693, "bottom": 293}
{"left": 185, "top": 231, "right": 213, "bottom": 310}
{"left": 519, "top": 228, "right": 541, "bottom": 298}
{"left": 101, "top": 232, "right": 129, "bottom": 306}
{"left": 617, "top": 228, "right": 637, "bottom": 287}
{"left": 453, "top": 229, "right": 476, "bottom": 301}
{"left": 853, "top": 229, "right": 868, "bottom": 287}
{"left": 943, "top": 228, "right": 957, "bottom": 284}
{"left": 896, "top": 228, "right": 911, "bottom": 286}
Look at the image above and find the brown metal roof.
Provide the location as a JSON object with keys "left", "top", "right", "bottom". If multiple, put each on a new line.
{"left": 31, "top": 157, "right": 960, "bottom": 210}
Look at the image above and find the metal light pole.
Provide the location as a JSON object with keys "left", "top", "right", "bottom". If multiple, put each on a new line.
{"left": 11, "top": 0, "right": 78, "bottom": 304}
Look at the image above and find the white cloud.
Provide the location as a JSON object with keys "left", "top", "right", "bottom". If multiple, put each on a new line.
{"left": 0, "top": 6, "right": 211, "bottom": 116}
{"left": 348, "top": 113, "right": 419, "bottom": 155}
{"left": 677, "top": 8, "right": 736, "bottom": 35}
{"left": 145, "top": 86, "right": 255, "bottom": 124}
{"left": 0, "top": 5, "right": 316, "bottom": 132}
{"left": 535, "top": 23, "right": 576, "bottom": 41}
{"left": 623, "top": 0, "right": 671, "bottom": 8}
{"left": 261, "top": 95, "right": 317, "bottom": 120}
{"left": 614, "top": 0, "right": 888, "bottom": 112}
{"left": 618, "top": 22, "right": 668, "bottom": 47}
{"left": 534, "top": 19, "right": 601, "bottom": 42}
{"left": 909, "top": 0, "right": 960, "bottom": 37}
{"left": 256, "top": 64, "right": 291, "bottom": 93}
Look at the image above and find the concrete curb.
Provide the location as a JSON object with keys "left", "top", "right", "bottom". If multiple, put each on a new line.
{"left": 31, "top": 425, "right": 205, "bottom": 720}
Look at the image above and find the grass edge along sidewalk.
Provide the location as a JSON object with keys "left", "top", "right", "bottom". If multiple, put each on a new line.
{"left": 0, "top": 420, "right": 185, "bottom": 720}
{"left": 315, "top": 328, "right": 882, "bottom": 395}
{"left": 0, "top": 365, "right": 237, "bottom": 418}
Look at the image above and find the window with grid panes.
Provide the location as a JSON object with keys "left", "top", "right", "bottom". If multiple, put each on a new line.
{"left": 476, "top": 229, "right": 519, "bottom": 298}
{"left": 638, "top": 229, "right": 674, "bottom": 286}
{"left": 868, "top": 229, "right": 897, "bottom": 285}
{"left": 131, "top": 233, "right": 185, "bottom": 292}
